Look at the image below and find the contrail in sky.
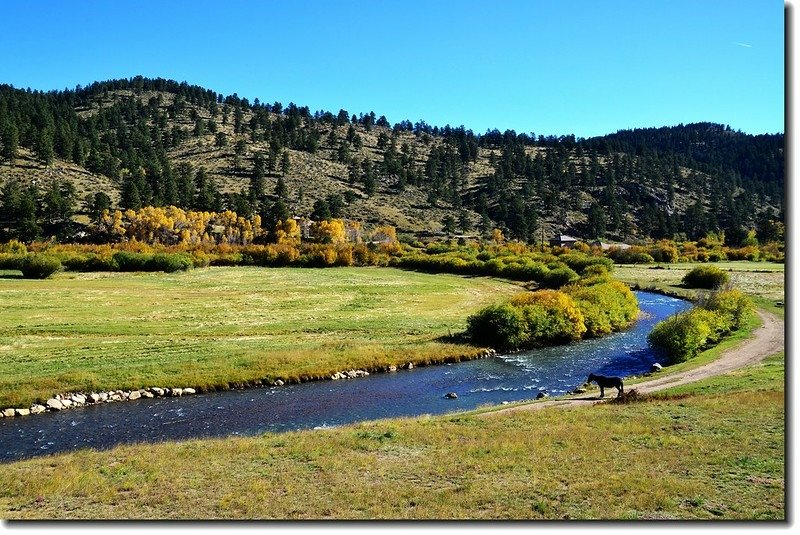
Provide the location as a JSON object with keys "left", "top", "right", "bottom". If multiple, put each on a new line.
{"left": 735, "top": 42, "right": 753, "bottom": 48}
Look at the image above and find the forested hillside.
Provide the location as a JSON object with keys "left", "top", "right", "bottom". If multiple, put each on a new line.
{"left": 0, "top": 76, "right": 785, "bottom": 245}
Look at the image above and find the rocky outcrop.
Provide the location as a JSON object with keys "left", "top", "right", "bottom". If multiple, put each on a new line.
{"left": 444, "top": 392, "right": 458, "bottom": 399}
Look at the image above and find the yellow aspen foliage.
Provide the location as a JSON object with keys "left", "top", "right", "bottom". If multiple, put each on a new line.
{"left": 313, "top": 219, "right": 347, "bottom": 244}
{"left": 274, "top": 218, "right": 301, "bottom": 244}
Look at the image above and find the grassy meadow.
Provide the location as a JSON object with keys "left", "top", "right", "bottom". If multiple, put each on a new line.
{"left": 614, "top": 261, "right": 785, "bottom": 315}
{"left": 0, "top": 266, "right": 523, "bottom": 407}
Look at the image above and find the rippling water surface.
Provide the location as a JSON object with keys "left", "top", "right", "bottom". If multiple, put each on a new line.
{"left": 0, "top": 292, "right": 690, "bottom": 461}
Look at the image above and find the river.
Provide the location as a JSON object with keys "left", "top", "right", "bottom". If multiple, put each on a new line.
{"left": 0, "top": 291, "right": 690, "bottom": 462}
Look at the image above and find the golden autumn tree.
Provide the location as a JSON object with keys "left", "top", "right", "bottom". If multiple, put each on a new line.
{"left": 312, "top": 219, "right": 347, "bottom": 244}
{"left": 274, "top": 218, "right": 301, "bottom": 244}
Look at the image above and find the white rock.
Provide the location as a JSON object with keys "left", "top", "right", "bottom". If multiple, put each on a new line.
{"left": 61, "top": 399, "right": 73, "bottom": 408}
{"left": 407, "top": 362, "right": 414, "bottom": 369}
{"left": 128, "top": 390, "right": 141, "bottom": 401}
{"left": 46, "top": 399, "right": 64, "bottom": 411}
{"left": 15, "top": 408, "right": 30, "bottom": 416}
{"left": 89, "top": 393, "right": 101, "bottom": 403}
{"left": 171, "top": 388, "right": 183, "bottom": 397}
{"left": 151, "top": 387, "right": 165, "bottom": 396}
{"left": 30, "top": 404, "right": 46, "bottom": 414}
{"left": 142, "top": 390, "right": 154, "bottom": 398}
{"left": 70, "top": 394, "right": 86, "bottom": 404}
{"left": 183, "top": 388, "right": 196, "bottom": 395}
{"left": 274, "top": 380, "right": 284, "bottom": 386}
{"left": 109, "top": 394, "right": 122, "bottom": 402}
{"left": 388, "top": 365, "right": 397, "bottom": 372}
{"left": 2, "top": 408, "right": 15, "bottom": 417}
{"left": 98, "top": 392, "right": 109, "bottom": 402}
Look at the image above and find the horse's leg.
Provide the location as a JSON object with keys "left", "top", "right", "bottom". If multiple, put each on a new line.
{"left": 599, "top": 386, "right": 605, "bottom": 398}
{"left": 617, "top": 384, "right": 623, "bottom": 398}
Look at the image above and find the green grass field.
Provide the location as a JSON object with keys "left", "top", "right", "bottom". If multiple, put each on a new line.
{"left": 0, "top": 267, "right": 523, "bottom": 407}
{"left": 614, "top": 261, "right": 785, "bottom": 307}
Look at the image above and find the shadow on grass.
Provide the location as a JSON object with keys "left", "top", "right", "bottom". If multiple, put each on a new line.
{"left": 0, "top": 273, "right": 24, "bottom": 279}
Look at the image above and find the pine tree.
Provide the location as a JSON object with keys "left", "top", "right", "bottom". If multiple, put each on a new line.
{"left": 36, "top": 128, "right": 55, "bottom": 166}
{"left": 249, "top": 153, "right": 266, "bottom": 203}
{"left": 281, "top": 151, "right": 290, "bottom": 176}
{"left": 274, "top": 176, "right": 288, "bottom": 199}
{"left": 0, "top": 121, "right": 19, "bottom": 164}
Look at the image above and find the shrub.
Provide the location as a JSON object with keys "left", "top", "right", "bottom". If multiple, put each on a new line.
{"left": 559, "top": 253, "right": 614, "bottom": 274}
{"left": 648, "top": 241, "right": 679, "bottom": 263}
{"left": 0, "top": 240, "right": 27, "bottom": 255}
{"left": 566, "top": 281, "right": 639, "bottom": 337}
{"left": 0, "top": 253, "right": 23, "bottom": 271}
{"left": 112, "top": 251, "right": 150, "bottom": 271}
{"left": 607, "top": 246, "right": 654, "bottom": 264}
{"left": 703, "top": 289, "right": 753, "bottom": 330}
{"left": 466, "top": 303, "right": 530, "bottom": 350}
{"left": 19, "top": 254, "right": 62, "bottom": 279}
{"left": 61, "top": 253, "right": 117, "bottom": 271}
{"left": 468, "top": 289, "right": 589, "bottom": 349}
{"left": 147, "top": 253, "right": 193, "bottom": 273}
{"left": 648, "top": 308, "right": 723, "bottom": 362}
{"left": 682, "top": 265, "right": 730, "bottom": 289}
{"left": 540, "top": 266, "right": 580, "bottom": 288}
{"left": 509, "top": 290, "right": 587, "bottom": 343}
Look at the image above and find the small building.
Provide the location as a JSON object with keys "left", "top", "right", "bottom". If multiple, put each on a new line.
{"left": 549, "top": 235, "right": 579, "bottom": 248}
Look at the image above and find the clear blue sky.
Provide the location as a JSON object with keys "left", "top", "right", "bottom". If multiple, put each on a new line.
{"left": 0, "top": 0, "right": 785, "bottom": 138}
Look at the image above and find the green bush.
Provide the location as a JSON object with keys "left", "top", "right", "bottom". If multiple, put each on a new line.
{"left": 682, "top": 265, "right": 730, "bottom": 289}
{"left": 0, "top": 253, "right": 23, "bottom": 271}
{"left": 540, "top": 266, "right": 580, "bottom": 288}
{"left": 147, "top": 253, "right": 193, "bottom": 273}
{"left": 559, "top": 253, "right": 614, "bottom": 274}
{"left": 467, "top": 290, "right": 589, "bottom": 349}
{"left": 19, "top": 254, "right": 62, "bottom": 279}
{"left": 703, "top": 289, "right": 753, "bottom": 330}
{"left": 112, "top": 251, "right": 150, "bottom": 271}
{"left": 607, "top": 247, "right": 654, "bottom": 264}
{"left": 648, "top": 308, "right": 723, "bottom": 362}
{"left": 60, "top": 253, "right": 116, "bottom": 272}
{"left": 466, "top": 303, "right": 530, "bottom": 350}
{"left": 0, "top": 240, "right": 27, "bottom": 255}
{"left": 113, "top": 251, "right": 192, "bottom": 272}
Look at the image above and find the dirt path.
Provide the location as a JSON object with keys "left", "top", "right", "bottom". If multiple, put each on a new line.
{"left": 481, "top": 309, "right": 784, "bottom": 417}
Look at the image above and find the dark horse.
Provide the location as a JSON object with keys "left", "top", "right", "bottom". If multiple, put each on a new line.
{"left": 587, "top": 373, "right": 624, "bottom": 398}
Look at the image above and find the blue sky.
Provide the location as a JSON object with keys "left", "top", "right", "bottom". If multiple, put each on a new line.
{"left": 0, "top": 0, "right": 785, "bottom": 138}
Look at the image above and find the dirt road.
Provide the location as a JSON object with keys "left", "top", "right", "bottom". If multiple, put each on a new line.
{"left": 481, "top": 309, "right": 785, "bottom": 417}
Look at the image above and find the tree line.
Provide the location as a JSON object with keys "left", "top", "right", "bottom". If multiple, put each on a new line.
{"left": 0, "top": 77, "right": 785, "bottom": 246}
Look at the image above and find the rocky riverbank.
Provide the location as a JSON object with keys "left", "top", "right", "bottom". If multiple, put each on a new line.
{"left": 0, "top": 349, "right": 498, "bottom": 420}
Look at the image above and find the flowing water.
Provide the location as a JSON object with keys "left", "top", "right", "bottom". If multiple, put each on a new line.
{"left": 0, "top": 291, "right": 690, "bottom": 462}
